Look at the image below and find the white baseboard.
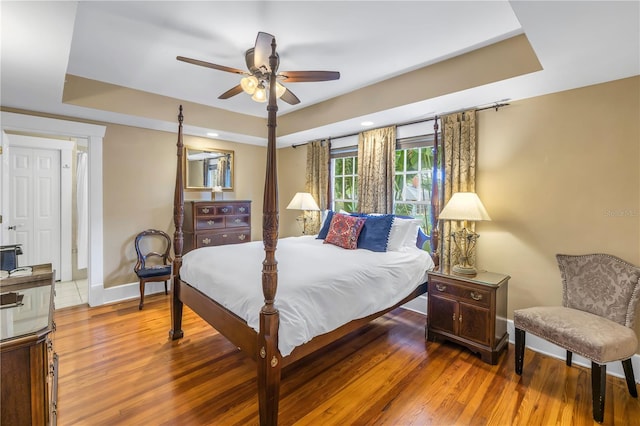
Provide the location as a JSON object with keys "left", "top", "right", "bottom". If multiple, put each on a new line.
{"left": 402, "top": 295, "right": 639, "bottom": 384}
{"left": 102, "top": 280, "right": 170, "bottom": 305}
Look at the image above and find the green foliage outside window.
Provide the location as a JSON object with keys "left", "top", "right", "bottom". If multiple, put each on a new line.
{"left": 331, "top": 144, "right": 435, "bottom": 233}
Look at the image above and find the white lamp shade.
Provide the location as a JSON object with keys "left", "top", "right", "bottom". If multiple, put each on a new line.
{"left": 286, "top": 192, "right": 320, "bottom": 211}
{"left": 240, "top": 76, "right": 259, "bottom": 95}
{"left": 438, "top": 192, "right": 491, "bottom": 221}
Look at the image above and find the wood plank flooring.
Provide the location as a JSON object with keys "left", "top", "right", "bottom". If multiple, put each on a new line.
{"left": 54, "top": 294, "right": 640, "bottom": 425}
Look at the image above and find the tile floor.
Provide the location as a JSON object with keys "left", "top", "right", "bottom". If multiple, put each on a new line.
{"left": 55, "top": 279, "right": 88, "bottom": 309}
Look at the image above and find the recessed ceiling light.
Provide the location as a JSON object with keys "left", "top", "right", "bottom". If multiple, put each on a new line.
{"left": 207, "top": 132, "right": 219, "bottom": 137}
{"left": 361, "top": 121, "right": 374, "bottom": 126}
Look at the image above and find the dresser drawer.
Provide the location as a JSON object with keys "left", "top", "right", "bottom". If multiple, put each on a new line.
{"left": 196, "top": 216, "right": 225, "bottom": 230}
{"left": 196, "top": 231, "right": 250, "bottom": 248}
{"left": 195, "top": 204, "right": 217, "bottom": 216}
{"left": 225, "top": 215, "right": 250, "bottom": 228}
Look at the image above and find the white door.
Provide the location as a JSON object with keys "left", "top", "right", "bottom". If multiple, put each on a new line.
{"left": 8, "top": 146, "right": 62, "bottom": 280}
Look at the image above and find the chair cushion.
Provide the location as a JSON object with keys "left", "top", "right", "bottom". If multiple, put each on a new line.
{"left": 514, "top": 306, "right": 638, "bottom": 364}
{"left": 136, "top": 266, "right": 171, "bottom": 279}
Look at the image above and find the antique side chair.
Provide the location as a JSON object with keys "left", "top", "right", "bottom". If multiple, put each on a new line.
{"left": 134, "top": 229, "right": 172, "bottom": 310}
{"left": 514, "top": 253, "right": 640, "bottom": 423}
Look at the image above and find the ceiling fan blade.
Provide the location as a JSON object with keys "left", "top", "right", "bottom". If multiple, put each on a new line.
{"left": 280, "top": 88, "right": 300, "bottom": 105}
{"left": 253, "top": 32, "right": 275, "bottom": 72}
{"left": 218, "top": 84, "right": 244, "bottom": 99}
{"left": 177, "top": 56, "right": 247, "bottom": 75}
{"left": 279, "top": 71, "right": 340, "bottom": 83}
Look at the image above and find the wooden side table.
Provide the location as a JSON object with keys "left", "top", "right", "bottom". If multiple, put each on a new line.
{"left": 1, "top": 264, "right": 57, "bottom": 425}
{"left": 427, "top": 269, "right": 509, "bottom": 365}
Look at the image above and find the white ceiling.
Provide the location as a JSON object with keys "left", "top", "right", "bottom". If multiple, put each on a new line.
{"left": 1, "top": 1, "right": 639, "bottom": 147}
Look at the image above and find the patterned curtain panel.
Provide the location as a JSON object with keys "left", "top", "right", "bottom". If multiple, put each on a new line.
{"left": 441, "top": 110, "right": 477, "bottom": 270}
{"left": 357, "top": 126, "right": 396, "bottom": 214}
{"left": 304, "top": 139, "right": 329, "bottom": 234}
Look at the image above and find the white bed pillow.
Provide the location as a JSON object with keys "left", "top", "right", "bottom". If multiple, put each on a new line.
{"left": 387, "top": 217, "right": 421, "bottom": 251}
{"left": 402, "top": 218, "right": 423, "bottom": 249}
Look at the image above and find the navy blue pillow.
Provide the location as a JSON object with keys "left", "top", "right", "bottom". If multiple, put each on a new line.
{"left": 356, "top": 214, "right": 394, "bottom": 252}
{"left": 316, "top": 210, "right": 334, "bottom": 240}
{"left": 416, "top": 227, "right": 430, "bottom": 251}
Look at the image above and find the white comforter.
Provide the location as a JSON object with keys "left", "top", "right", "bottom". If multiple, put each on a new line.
{"left": 180, "top": 235, "right": 434, "bottom": 356}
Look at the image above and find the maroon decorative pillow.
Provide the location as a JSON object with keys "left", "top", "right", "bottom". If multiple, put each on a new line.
{"left": 324, "top": 213, "right": 366, "bottom": 249}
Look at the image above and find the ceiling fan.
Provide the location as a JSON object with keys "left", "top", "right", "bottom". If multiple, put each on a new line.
{"left": 177, "top": 32, "right": 340, "bottom": 105}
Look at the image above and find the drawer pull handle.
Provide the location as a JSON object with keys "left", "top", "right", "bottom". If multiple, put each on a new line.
{"left": 207, "top": 220, "right": 214, "bottom": 225}
{"left": 238, "top": 234, "right": 246, "bottom": 240}
{"left": 234, "top": 218, "right": 241, "bottom": 223}
{"left": 222, "top": 208, "right": 229, "bottom": 213}
{"left": 435, "top": 284, "right": 446, "bottom": 292}
{"left": 239, "top": 207, "right": 246, "bottom": 212}
{"left": 222, "top": 234, "right": 228, "bottom": 238}
{"left": 201, "top": 207, "right": 210, "bottom": 214}
{"left": 470, "top": 291, "right": 483, "bottom": 301}
{"left": 202, "top": 237, "right": 211, "bottom": 245}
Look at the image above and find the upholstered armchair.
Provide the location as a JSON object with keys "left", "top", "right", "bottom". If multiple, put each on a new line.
{"left": 514, "top": 253, "right": 640, "bottom": 423}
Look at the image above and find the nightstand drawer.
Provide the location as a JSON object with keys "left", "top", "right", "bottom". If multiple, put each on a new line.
{"left": 430, "top": 280, "right": 491, "bottom": 308}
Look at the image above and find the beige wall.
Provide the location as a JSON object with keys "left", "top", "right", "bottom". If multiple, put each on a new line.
{"left": 476, "top": 76, "right": 640, "bottom": 344}
{"left": 277, "top": 145, "right": 309, "bottom": 238}
{"left": 102, "top": 124, "right": 266, "bottom": 287}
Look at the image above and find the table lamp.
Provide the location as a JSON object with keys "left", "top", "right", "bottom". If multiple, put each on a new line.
{"left": 212, "top": 185, "right": 223, "bottom": 201}
{"left": 438, "top": 192, "right": 491, "bottom": 275}
{"left": 286, "top": 192, "right": 320, "bottom": 234}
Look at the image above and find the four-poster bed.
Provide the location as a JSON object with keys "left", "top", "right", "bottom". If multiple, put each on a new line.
{"left": 170, "top": 39, "right": 442, "bottom": 425}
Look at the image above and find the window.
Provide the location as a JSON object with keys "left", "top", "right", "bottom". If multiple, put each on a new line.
{"left": 393, "top": 141, "right": 435, "bottom": 235}
{"left": 331, "top": 156, "right": 358, "bottom": 213}
{"left": 329, "top": 135, "right": 436, "bottom": 235}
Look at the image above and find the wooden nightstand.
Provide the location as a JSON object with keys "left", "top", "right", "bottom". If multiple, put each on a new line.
{"left": 427, "top": 269, "right": 509, "bottom": 365}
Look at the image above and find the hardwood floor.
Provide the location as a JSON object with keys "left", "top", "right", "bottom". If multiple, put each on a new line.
{"left": 55, "top": 294, "right": 640, "bottom": 425}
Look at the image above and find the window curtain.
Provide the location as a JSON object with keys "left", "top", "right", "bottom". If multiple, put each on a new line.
{"left": 357, "top": 126, "right": 396, "bottom": 214}
{"left": 304, "top": 139, "right": 329, "bottom": 234}
{"left": 441, "top": 110, "right": 477, "bottom": 270}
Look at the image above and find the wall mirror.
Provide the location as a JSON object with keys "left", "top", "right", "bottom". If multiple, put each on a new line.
{"left": 184, "top": 146, "right": 234, "bottom": 190}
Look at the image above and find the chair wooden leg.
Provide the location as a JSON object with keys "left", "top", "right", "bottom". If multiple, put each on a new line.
{"left": 515, "top": 328, "right": 525, "bottom": 375}
{"left": 622, "top": 359, "right": 638, "bottom": 397}
{"left": 566, "top": 351, "right": 572, "bottom": 367}
{"left": 139, "top": 281, "right": 145, "bottom": 310}
{"left": 591, "top": 361, "right": 606, "bottom": 423}
{"left": 164, "top": 280, "right": 168, "bottom": 295}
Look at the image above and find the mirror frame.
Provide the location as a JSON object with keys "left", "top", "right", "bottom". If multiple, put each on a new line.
{"left": 184, "top": 146, "right": 234, "bottom": 190}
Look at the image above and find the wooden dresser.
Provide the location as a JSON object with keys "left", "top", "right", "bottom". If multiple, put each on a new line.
{"left": 427, "top": 269, "right": 509, "bottom": 365}
{"left": 1, "top": 264, "right": 57, "bottom": 426}
{"left": 184, "top": 200, "right": 251, "bottom": 253}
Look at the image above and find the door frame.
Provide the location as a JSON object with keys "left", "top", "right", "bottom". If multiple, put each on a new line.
{"left": 1, "top": 112, "right": 106, "bottom": 306}
{"left": 3, "top": 135, "right": 73, "bottom": 281}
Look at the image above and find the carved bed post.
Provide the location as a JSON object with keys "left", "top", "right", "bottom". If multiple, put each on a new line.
{"left": 170, "top": 105, "right": 185, "bottom": 340}
{"left": 430, "top": 118, "right": 440, "bottom": 270}
{"left": 258, "top": 38, "right": 282, "bottom": 426}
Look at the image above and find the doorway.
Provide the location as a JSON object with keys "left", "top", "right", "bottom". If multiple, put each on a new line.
{"left": 1, "top": 112, "right": 106, "bottom": 307}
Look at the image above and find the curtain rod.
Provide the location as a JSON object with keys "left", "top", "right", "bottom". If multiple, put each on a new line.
{"left": 291, "top": 101, "right": 509, "bottom": 148}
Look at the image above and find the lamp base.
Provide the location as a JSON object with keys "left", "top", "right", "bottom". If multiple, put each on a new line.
{"left": 452, "top": 264, "right": 477, "bottom": 275}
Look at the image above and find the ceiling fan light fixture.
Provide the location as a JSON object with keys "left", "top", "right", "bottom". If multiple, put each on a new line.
{"left": 275, "top": 82, "right": 286, "bottom": 99}
{"left": 251, "top": 83, "right": 267, "bottom": 102}
{"left": 240, "top": 75, "right": 259, "bottom": 95}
